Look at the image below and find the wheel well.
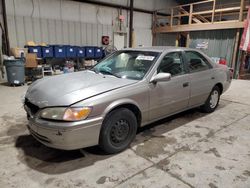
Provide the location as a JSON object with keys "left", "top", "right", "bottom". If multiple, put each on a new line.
{"left": 109, "top": 104, "right": 142, "bottom": 127}
{"left": 215, "top": 83, "right": 223, "bottom": 94}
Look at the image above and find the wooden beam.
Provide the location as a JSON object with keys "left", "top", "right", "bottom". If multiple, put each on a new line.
{"left": 231, "top": 29, "right": 240, "bottom": 70}
{"left": 173, "top": 13, "right": 189, "bottom": 17}
{"left": 153, "top": 21, "right": 244, "bottom": 33}
{"left": 191, "top": 7, "right": 242, "bottom": 16}
{"left": 189, "top": 4, "right": 193, "bottom": 25}
{"left": 180, "top": 6, "right": 202, "bottom": 23}
{"left": 186, "top": 32, "right": 190, "bottom": 47}
{"left": 215, "top": 7, "right": 241, "bottom": 13}
{"left": 170, "top": 8, "right": 173, "bottom": 27}
{"left": 192, "top": 10, "right": 212, "bottom": 15}
{"left": 212, "top": 0, "right": 216, "bottom": 23}
{"left": 172, "top": 0, "right": 214, "bottom": 9}
{"left": 203, "top": 10, "right": 248, "bottom": 18}
{"left": 175, "top": 33, "right": 179, "bottom": 47}
{"left": 239, "top": 0, "right": 245, "bottom": 21}
{"left": 191, "top": 0, "right": 214, "bottom": 6}
{"left": 195, "top": 14, "right": 210, "bottom": 22}
{"left": 184, "top": 7, "right": 248, "bottom": 18}
{"left": 152, "top": 32, "right": 156, "bottom": 46}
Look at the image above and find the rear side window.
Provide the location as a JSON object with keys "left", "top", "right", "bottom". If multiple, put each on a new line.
{"left": 185, "top": 51, "right": 211, "bottom": 73}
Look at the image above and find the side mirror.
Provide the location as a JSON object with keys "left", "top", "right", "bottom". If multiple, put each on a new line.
{"left": 150, "top": 73, "right": 171, "bottom": 83}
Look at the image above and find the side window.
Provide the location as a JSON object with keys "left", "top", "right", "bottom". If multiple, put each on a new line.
{"left": 185, "top": 51, "right": 210, "bottom": 73}
{"left": 157, "top": 52, "right": 185, "bottom": 76}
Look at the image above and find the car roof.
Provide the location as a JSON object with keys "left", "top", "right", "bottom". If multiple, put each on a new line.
{"left": 123, "top": 46, "right": 195, "bottom": 53}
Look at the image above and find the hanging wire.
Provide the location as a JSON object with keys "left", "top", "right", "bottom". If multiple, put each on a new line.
{"left": 96, "top": 6, "right": 102, "bottom": 25}
{"left": 31, "top": 0, "right": 35, "bottom": 17}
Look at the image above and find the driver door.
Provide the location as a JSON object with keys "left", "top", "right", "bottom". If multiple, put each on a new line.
{"left": 149, "top": 51, "right": 190, "bottom": 121}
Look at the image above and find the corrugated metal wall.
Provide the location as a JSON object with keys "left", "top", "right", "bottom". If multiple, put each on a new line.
{"left": 6, "top": 0, "right": 118, "bottom": 47}
{"left": 189, "top": 29, "right": 237, "bottom": 67}
{"left": 154, "top": 33, "right": 177, "bottom": 46}
{"left": 5, "top": 0, "right": 176, "bottom": 48}
{"left": 154, "top": 29, "right": 237, "bottom": 68}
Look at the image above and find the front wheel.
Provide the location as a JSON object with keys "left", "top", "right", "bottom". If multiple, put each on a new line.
{"left": 200, "top": 86, "right": 221, "bottom": 113}
{"left": 99, "top": 108, "right": 137, "bottom": 154}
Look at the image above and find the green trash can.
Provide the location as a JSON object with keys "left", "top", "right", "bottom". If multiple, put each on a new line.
{"left": 4, "top": 59, "right": 25, "bottom": 85}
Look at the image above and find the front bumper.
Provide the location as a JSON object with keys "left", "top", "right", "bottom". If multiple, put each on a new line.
{"left": 27, "top": 116, "right": 103, "bottom": 150}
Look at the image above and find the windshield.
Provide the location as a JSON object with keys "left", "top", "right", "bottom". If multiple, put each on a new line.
{"left": 92, "top": 51, "right": 160, "bottom": 80}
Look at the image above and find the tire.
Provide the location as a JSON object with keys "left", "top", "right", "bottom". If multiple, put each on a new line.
{"left": 200, "top": 86, "right": 221, "bottom": 113}
{"left": 99, "top": 108, "right": 137, "bottom": 154}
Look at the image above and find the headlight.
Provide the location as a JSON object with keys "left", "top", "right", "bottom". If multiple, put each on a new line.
{"left": 40, "top": 107, "right": 92, "bottom": 121}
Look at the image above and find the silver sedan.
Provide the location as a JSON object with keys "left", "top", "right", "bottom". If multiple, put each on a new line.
{"left": 24, "top": 47, "right": 231, "bottom": 153}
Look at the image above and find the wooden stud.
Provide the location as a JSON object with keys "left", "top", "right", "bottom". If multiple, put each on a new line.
{"left": 152, "top": 31, "right": 155, "bottom": 45}
{"left": 186, "top": 32, "right": 190, "bottom": 47}
{"left": 189, "top": 4, "right": 193, "bottom": 25}
{"left": 232, "top": 29, "right": 240, "bottom": 70}
{"left": 170, "top": 8, "right": 173, "bottom": 27}
{"left": 212, "top": 0, "right": 216, "bottom": 23}
{"left": 175, "top": 33, "right": 179, "bottom": 47}
{"left": 239, "top": 0, "right": 244, "bottom": 21}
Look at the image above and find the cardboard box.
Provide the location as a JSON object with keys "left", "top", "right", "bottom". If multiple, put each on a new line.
{"left": 84, "top": 60, "right": 97, "bottom": 67}
{"left": 10, "top": 48, "right": 28, "bottom": 58}
{"left": 25, "top": 53, "right": 38, "bottom": 68}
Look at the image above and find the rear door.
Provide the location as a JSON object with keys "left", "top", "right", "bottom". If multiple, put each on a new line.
{"left": 149, "top": 51, "right": 190, "bottom": 121}
{"left": 183, "top": 50, "right": 215, "bottom": 107}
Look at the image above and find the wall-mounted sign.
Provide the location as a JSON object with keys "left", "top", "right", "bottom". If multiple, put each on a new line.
{"left": 196, "top": 41, "right": 208, "bottom": 49}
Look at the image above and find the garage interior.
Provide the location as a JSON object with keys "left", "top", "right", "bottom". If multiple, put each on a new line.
{"left": 0, "top": 0, "right": 250, "bottom": 188}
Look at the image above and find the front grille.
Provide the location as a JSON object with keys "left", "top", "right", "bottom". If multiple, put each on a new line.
{"left": 25, "top": 98, "right": 40, "bottom": 115}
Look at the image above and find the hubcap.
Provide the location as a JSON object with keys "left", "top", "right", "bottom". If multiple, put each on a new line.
{"left": 110, "top": 119, "right": 130, "bottom": 146}
{"left": 210, "top": 90, "right": 219, "bottom": 108}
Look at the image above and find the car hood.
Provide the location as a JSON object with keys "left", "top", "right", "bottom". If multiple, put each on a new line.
{"left": 25, "top": 70, "right": 138, "bottom": 108}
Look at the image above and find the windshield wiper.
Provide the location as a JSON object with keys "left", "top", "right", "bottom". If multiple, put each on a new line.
{"left": 89, "top": 69, "right": 100, "bottom": 75}
{"left": 99, "top": 70, "right": 121, "bottom": 78}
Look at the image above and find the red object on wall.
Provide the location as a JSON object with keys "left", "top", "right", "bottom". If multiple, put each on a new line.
{"left": 219, "top": 57, "right": 227, "bottom": 65}
{"left": 102, "top": 36, "right": 110, "bottom": 45}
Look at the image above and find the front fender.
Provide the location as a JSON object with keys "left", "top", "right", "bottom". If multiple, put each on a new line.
{"left": 102, "top": 98, "right": 141, "bottom": 118}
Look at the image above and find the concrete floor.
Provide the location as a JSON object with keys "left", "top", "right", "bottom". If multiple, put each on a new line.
{"left": 0, "top": 80, "right": 250, "bottom": 188}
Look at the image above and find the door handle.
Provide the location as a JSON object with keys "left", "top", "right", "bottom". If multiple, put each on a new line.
{"left": 183, "top": 82, "right": 189, "bottom": 87}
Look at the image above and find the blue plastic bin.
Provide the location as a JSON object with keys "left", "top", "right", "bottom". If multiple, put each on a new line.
{"left": 94, "top": 47, "right": 103, "bottom": 58}
{"left": 66, "top": 46, "right": 77, "bottom": 58}
{"left": 53, "top": 45, "right": 66, "bottom": 58}
{"left": 76, "top": 47, "right": 85, "bottom": 58}
{"left": 42, "top": 46, "right": 53, "bottom": 58}
{"left": 27, "top": 46, "right": 42, "bottom": 58}
{"left": 85, "top": 47, "right": 95, "bottom": 58}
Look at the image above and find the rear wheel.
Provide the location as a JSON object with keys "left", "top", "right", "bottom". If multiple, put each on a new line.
{"left": 201, "top": 86, "right": 220, "bottom": 113}
{"left": 99, "top": 108, "right": 137, "bottom": 154}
